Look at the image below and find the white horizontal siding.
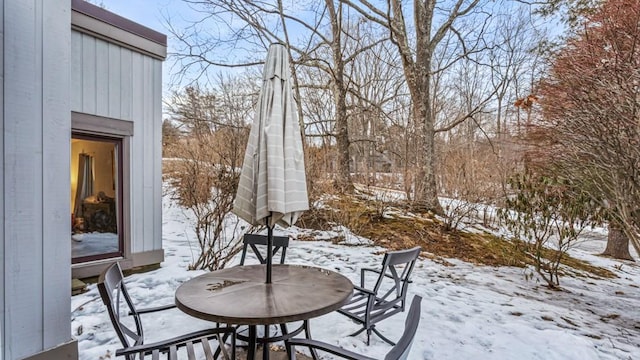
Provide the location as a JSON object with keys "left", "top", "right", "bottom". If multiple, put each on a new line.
{"left": 71, "top": 31, "right": 163, "bottom": 255}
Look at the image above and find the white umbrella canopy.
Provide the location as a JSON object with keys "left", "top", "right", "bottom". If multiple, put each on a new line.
{"left": 233, "top": 43, "right": 308, "bottom": 231}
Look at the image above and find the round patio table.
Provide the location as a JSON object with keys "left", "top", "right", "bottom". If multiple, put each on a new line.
{"left": 175, "top": 264, "right": 353, "bottom": 360}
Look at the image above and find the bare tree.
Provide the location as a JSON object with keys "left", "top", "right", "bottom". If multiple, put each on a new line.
{"left": 169, "top": 1, "right": 389, "bottom": 192}
{"left": 488, "top": 10, "right": 544, "bottom": 140}
{"left": 162, "top": 119, "right": 182, "bottom": 156}
{"left": 168, "top": 86, "right": 216, "bottom": 137}
{"left": 324, "top": 0, "right": 353, "bottom": 190}
{"left": 436, "top": 8, "right": 546, "bottom": 201}
{"left": 345, "top": 28, "right": 405, "bottom": 187}
{"left": 341, "top": 0, "right": 495, "bottom": 213}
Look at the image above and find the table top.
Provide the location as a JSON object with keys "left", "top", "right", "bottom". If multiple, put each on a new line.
{"left": 175, "top": 264, "right": 354, "bottom": 325}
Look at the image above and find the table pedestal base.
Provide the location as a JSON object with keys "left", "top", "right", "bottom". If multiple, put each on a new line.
{"left": 242, "top": 322, "right": 309, "bottom": 360}
{"left": 238, "top": 347, "right": 313, "bottom": 360}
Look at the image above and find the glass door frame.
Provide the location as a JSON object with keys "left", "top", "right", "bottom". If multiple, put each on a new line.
{"left": 71, "top": 132, "right": 124, "bottom": 264}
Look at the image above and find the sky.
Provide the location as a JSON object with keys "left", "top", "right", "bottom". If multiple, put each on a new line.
{"left": 97, "top": 0, "right": 275, "bottom": 96}
{"left": 97, "top": 0, "right": 203, "bottom": 93}
{"left": 71, "top": 186, "right": 640, "bottom": 360}
{"left": 98, "top": 0, "right": 181, "bottom": 34}
{"left": 96, "top": 0, "right": 556, "bottom": 97}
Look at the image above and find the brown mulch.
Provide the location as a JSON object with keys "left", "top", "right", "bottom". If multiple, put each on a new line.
{"left": 296, "top": 194, "right": 614, "bottom": 278}
{"left": 299, "top": 206, "right": 521, "bottom": 267}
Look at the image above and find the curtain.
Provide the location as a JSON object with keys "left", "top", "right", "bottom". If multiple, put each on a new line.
{"left": 113, "top": 146, "right": 119, "bottom": 232}
{"left": 73, "top": 153, "right": 94, "bottom": 217}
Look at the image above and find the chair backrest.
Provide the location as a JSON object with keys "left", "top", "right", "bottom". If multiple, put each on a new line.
{"left": 239, "top": 233, "right": 290, "bottom": 265}
{"left": 384, "top": 296, "right": 422, "bottom": 360}
{"left": 97, "top": 262, "right": 144, "bottom": 351}
{"left": 116, "top": 329, "right": 236, "bottom": 360}
{"left": 119, "top": 341, "right": 225, "bottom": 360}
{"left": 373, "top": 246, "right": 421, "bottom": 309}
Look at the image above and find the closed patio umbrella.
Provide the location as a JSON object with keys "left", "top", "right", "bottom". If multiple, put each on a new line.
{"left": 233, "top": 43, "right": 308, "bottom": 283}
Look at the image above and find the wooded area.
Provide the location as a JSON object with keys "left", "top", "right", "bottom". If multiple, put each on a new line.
{"left": 161, "top": 0, "right": 639, "bottom": 273}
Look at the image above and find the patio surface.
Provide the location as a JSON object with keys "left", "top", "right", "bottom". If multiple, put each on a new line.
{"left": 237, "top": 347, "right": 312, "bottom": 359}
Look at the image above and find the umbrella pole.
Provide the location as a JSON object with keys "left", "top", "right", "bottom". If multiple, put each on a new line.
{"left": 266, "top": 215, "right": 273, "bottom": 284}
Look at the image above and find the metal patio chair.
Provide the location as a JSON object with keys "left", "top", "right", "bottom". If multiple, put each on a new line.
{"left": 338, "top": 246, "right": 421, "bottom": 345}
{"left": 239, "top": 233, "right": 289, "bottom": 265}
{"left": 237, "top": 233, "right": 318, "bottom": 359}
{"left": 288, "top": 295, "right": 422, "bottom": 360}
{"left": 98, "top": 262, "right": 236, "bottom": 360}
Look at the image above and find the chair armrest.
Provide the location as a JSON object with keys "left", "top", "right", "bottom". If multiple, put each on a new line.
{"left": 361, "top": 268, "right": 382, "bottom": 276}
{"left": 360, "top": 268, "right": 381, "bottom": 287}
{"left": 131, "top": 303, "right": 176, "bottom": 315}
{"left": 353, "top": 285, "right": 376, "bottom": 296}
{"left": 287, "top": 338, "right": 376, "bottom": 360}
{"left": 116, "top": 327, "right": 235, "bottom": 357}
{"left": 361, "top": 267, "right": 412, "bottom": 285}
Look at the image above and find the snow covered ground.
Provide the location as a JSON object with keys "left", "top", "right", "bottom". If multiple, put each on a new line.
{"left": 72, "top": 232, "right": 119, "bottom": 258}
{"left": 71, "top": 195, "right": 640, "bottom": 359}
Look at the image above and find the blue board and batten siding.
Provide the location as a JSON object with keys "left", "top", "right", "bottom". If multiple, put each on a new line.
{"left": 70, "top": 31, "right": 164, "bottom": 258}
{"left": 1, "top": 0, "right": 73, "bottom": 359}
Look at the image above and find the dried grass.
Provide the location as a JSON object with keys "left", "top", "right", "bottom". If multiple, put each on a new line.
{"left": 298, "top": 192, "right": 615, "bottom": 279}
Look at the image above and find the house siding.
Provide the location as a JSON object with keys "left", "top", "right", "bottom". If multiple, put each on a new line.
{"left": 70, "top": 30, "right": 163, "bottom": 256}
{"left": 2, "top": 0, "right": 72, "bottom": 359}
{"left": 42, "top": 0, "right": 72, "bottom": 351}
{"left": 0, "top": 0, "right": 5, "bottom": 357}
{"left": 1, "top": 0, "right": 165, "bottom": 358}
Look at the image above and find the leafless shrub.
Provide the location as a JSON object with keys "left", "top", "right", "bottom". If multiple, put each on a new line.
{"left": 369, "top": 189, "right": 400, "bottom": 220}
{"left": 165, "top": 83, "right": 251, "bottom": 271}
{"left": 166, "top": 137, "right": 243, "bottom": 271}
{"left": 441, "top": 198, "right": 481, "bottom": 232}
{"left": 438, "top": 137, "right": 518, "bottom": 203}
{"left": 436, "top": 136, "right": 519, "bottom": 231}
{"left": 304, "top": 144, "right": 337, "bottom": 205}
{"left": 329, "top": 196, "right": 371, "bottom": 241}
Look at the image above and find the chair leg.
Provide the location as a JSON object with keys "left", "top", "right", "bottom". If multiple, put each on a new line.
{"left": 302, "top": 320, "right": 319, "bottom": 360}
{"left": 263, "top": 325, "right": 270, "bottom": 360}
{"left": 214, "top": 329, "right": 233, "bottom": 359}
{"left": 347, "top": 326, "right": 367, "bottom": 338}
{"left": 347, "top": 325, "right": 371, "bottom": 345}
{"left": 224, "top": 332, "right": 239, "bottom": 360}
{"left": 248, "top": 325, "right": 257, "bottom": 360}
{"left": 280, "top": 323, "right": 292, "bottom": 357}
{"left": 348, "top": 325, "right": 396, "bottom": 346}
{"left": 288, "top": 344, "right": 297, "bottom": 360}
{"left": 371, "top": 326, "right": 396, "bottom": 346}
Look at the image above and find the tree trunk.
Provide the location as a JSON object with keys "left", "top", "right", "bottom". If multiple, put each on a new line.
{"left": 413, "top": 104, "right": 443, "bottom": 214}
{"left": 334, "top": 88, "right": 352, "bottom": 192}
{"left": 602, "top": 223, "right": 634, "bottom": 260}
{"left": 412, "top": 57, "right": 442, "bottom": 213}
{"left": 327, "top": 0, "right": 352, "bottom": 193}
